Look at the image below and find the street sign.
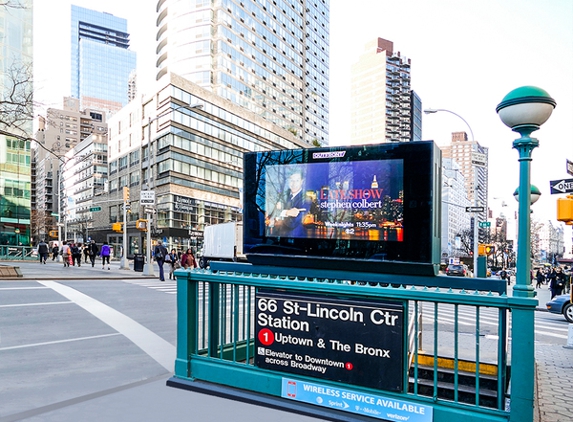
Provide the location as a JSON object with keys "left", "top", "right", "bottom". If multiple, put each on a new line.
{"left": 51, "top": 213, "right": 59, "bottom": 217}
{"left": 479, "top": 221, "right": 491, "bottom": 228}
{"left": 89, "top": 206, "right": 102, "bottom": 212}
{"left": 549, "top": 178, "right": 573, "bottom": 195}
{"left": 465, "top": 206, "right": 484, "bottom": 213}
{"left": 144, "top": 207, "right": 156, "bottom": 214}
{"left": 471, "top": 152, "right": 487, "bottom": 167}
{"left": 567, "top": 159, "right": 573, "bottom": 177}
{"left": 140, "top": 190, "right": 155, "bottom": 205}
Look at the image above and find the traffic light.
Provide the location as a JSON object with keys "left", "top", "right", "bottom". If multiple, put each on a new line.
{"left": 557, "top": 195, "right": 573, "bottom": 225}
{"left": 48, "top": 230, "right": 58, "bottom": 238}
{"left": 484, "top": 244, "right": 495, "bottom": 255}
{"left": 135, "top": 219, "right": 148, "bottom": 232}
{"left": 112, "top": 222, "right": 123, "bottom": 233}
{"left": 478, "top": 244, "right": 486, "bottom": 256}
{"left": 123, "top": 186, "right": 130, "bottom": 203}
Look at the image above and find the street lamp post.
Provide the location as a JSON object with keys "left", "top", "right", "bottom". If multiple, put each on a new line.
{"left": 496, "top": 86, "right": 556, "bottom": 422}
{"left": 142, "top": 103, "right": 202, "bottom": 277}
{"left": 424, "top": 108, "right": 480, "bottom": 275}
{"left": 56, "top": 161, "right": 63, "bottom": 261}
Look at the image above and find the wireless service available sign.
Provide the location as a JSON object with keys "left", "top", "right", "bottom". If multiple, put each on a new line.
{"left": 255, "top": 289, "right": 404, "bottom": 391}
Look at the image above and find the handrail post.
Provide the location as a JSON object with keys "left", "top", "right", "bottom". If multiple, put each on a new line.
{"left": 509, "top": 300, "right": 537, "bottom": 421}
{"left": 174, "top": 271, "right": 196, "bottom": 378}
{"left": 208, "top": 283, "right": 220, "bottom": 358}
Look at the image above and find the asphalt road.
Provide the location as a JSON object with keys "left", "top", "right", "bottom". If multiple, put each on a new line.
{"left": 0, "top": 269, "right": 327, "bottom": 422}
{"left": 1, "top": 263, "right": 568, "bottom": 422}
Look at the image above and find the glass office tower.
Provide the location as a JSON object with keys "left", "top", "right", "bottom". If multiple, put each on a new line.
{"left": 0, "top": 0, "right": 33, "bottom": 246}
{"left": 71, "top": 5, "right": 137, "bottom": 113}
{"left": 155, "top": 0, "right": 329, "bottom": 146}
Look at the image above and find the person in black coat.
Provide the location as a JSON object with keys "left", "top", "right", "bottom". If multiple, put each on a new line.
{"left": 535, "top": 268, "right": 545, "bottom": 289}
{"left": 37, "top": 240, "right": 49, "bottom": 264}
{"left": 153, "top": 240, "right": 169, "bottom": 282}
{"left": 88, "top": 240, "right": 99, "bottom": 267}
{"left": 549, "top": 268, "right": 565, "bottom": 299}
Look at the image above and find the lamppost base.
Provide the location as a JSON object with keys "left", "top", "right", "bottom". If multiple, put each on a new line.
{"left": 143, "top": 263, "right": 155, "bottom": 277}
{"left": 119, "top": 257, "right": 130, "bottom": 270}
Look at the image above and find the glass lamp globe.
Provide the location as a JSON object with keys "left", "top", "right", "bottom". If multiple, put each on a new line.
{"left": 496, "top": 86, "right": 556, "bottom": 130}
{"left": 513, "top": 185, "right": 541, "bottom": 205}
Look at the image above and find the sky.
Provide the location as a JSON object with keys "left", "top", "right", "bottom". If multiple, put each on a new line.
{"left": 34, "top": 0, "right": 573, "bottom": 238}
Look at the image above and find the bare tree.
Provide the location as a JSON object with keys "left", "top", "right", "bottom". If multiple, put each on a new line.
{"left": 0, "top": 1, "right": 28, "bottom": 8}
{"left": 455, "top": 228, "right": 474, "bottom": 258}
{"left": 0, "top": 62, "right": 34, "bottom": 135}
{"left": 0, "top": 1, "right": 34, "bottom": 135}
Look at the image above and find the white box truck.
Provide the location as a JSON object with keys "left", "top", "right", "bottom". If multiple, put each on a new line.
{"left": 198, "top": 221, "right": 244, "bottom": 268}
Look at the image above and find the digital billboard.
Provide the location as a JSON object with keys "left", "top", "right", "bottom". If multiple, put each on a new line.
{"left": 243, "top": 142, "right": 441, "bottom": 275}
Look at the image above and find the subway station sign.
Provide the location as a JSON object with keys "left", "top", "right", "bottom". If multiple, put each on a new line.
{"left": 255, "top": 289, "right": 404, "bottom": 392}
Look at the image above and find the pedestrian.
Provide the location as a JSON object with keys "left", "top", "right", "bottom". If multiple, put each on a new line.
{"left": 60, "top": 241, "right": 71, "bottom": 267}
{"left": 547, "top": 267, "right": 557, "bottom": 293}
{"left": 168, "top": 248, "right": 179, "bottom": 280}
{"left": 499, "top": 268, "right": 508, "bottom": 285}
{"left": 88, "top": 240, "right": 99, "bottom": 267}
{"left": 71, "top": 242, "right": 82, "bottom": 266}
{"left": 100, "top": 241, "right": 111, "bottom": 270}
{"left": 37, "top": 239, "right": 49, "bottom": 264}
{"left": 550, "top": 267, "right": 566, "bottom": 299}
{"left": 181, "top": 248, "right": 198, "bottom": 269}
{"left": 153, "top": 240, "right": 169, "bottom": 282}
{"left": 548, "top": 267, "right": 558, "bottom": 299}
{"left": 535, "top": 268, "right": 544, "bottom": 289}
{"left": 52, "top": 244, "right": 59, "bottom": 261}
{"left": 83, "top": 244, "right": 90, "bottom": 263}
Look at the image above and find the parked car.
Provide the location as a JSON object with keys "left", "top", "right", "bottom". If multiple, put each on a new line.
{"left": 546, "top": 294, "right": 573, "bottom": 323}
{"left": 445, "top": 264, "right": 469, "bottom": 277}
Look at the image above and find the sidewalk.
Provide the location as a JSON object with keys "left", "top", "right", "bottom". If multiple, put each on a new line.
{"left": 2, "top": 264, "right": 572, "bottom": 421}
{"left": 531, "top": 283, "right": 573, "bottom": 422}
{"left": 0, "top": 258, "right": 157, "bottom": 280}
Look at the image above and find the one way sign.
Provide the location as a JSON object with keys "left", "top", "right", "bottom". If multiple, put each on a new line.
{"left": 550, "top": 178, "right": 573, "bottom": 194}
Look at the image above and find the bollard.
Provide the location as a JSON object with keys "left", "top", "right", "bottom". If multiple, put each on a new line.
{"left": 564, "top": 323, "right": 573, "bottom": 349}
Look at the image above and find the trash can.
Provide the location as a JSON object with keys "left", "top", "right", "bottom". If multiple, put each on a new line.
{"left": 133, "top": 254, "right": 144, "bottom": 272}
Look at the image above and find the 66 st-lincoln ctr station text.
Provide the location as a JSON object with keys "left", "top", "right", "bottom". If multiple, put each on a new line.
{"left": 257, "top": 298, "right": 399, "bottom": 332}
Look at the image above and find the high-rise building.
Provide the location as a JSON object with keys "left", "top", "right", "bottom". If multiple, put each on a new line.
{"left": 350, "top": 37, "right": 419, "bottom": 144}
{"left": 154, "top": 0, "right": 329, "bottom": 146}
{"left": 70, "top": 5, "right": 137, "bottom": 114}
{"left": 85, "top": 73, "right": 306, "bottom": 255}
{"left": 31, "top": 98, "right": 107, "bottom": 242}
{"left": 441, "top": 131, "right": 489, "bottom": 241}
{"left": 0, "top": 0, "right": 33, "bottom": 246}
{"left": 441, "top": 158, "right": 471, "bottom": 259}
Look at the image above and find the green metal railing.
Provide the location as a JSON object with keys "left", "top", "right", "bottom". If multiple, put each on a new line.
{"left": 173, "top": 263, "right": 536, "bottom": 422}
{"left": 0, "top": 245, "right": 38, "bottom": 261}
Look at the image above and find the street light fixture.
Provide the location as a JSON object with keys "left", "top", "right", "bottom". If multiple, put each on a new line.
{"left": 424, "top": 108, "right": 480, "bottom": 275}
{"left": 513, "top": 184, "right": 541, "bottom": 205}
{"left": 496, "top": 86, "right": 556, "bottom": 297}
{"left": 424, "top": 108, "right": 475, "bottom": 142}
{"left": 496, "top": 85, "right": 556, "bottom": 422}
{"left": 142, "top": 102, "right": 203, "bottom": 277}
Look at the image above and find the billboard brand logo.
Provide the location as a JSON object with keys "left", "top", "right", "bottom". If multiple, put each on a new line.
{"left": 312, "top": 151, "right": 346, "bottom": 159}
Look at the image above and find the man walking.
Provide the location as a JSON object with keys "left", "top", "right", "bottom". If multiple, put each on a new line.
{"left": 88, "top": 240, "right": 99, "bottom": 267}
{"left": 71, "top": 243, "right": 82, "bottom": 267}
{"left": 153, "top": 240, "right": 169, "bottom": 282}
{"left": 37, "top": 240, "right": 49, "bottom": 264}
